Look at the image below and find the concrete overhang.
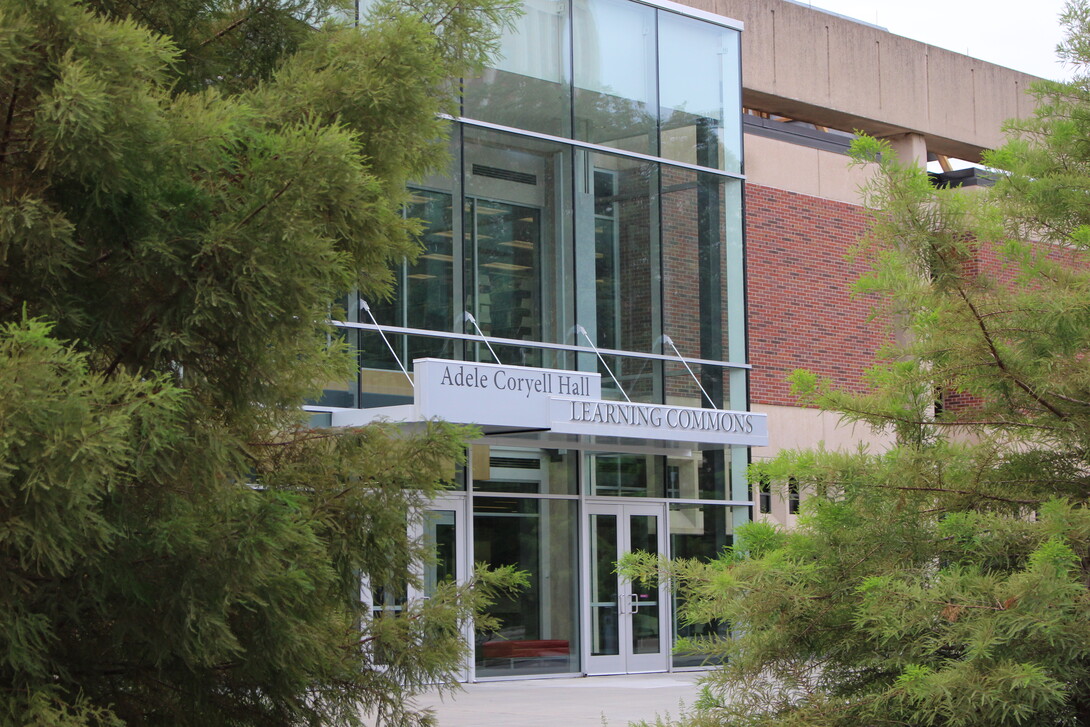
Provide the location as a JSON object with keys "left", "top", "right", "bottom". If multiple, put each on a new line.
{"left": 697, "top": 0, "right": 1043, "bottom": 162}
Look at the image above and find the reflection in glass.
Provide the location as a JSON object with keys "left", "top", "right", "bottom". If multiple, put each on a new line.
{"left": 573, "top": 0, "right": 657, "bottom": 154}
{"left": 590, "top": 514, "right": 619, "bottom": 656}
{"left": 472, "top": 447, "right": 578, "bottom": 495}
{"left": 368, "top": 580, "right": 406, "bottom": 667}
{"left": 313, "top": 326, "right": 360, "bottom": 408}
{"left": 661, "top": 167, "right": 727, "bottom": 377}
{"left": 598, "top": 353, "right": 661, "bottom": 404}
{"left": 474, "top": 498, "right": 579, "bottom": 676}
{"left": 665, "top": 450, "right": 731, "bottom": 501}
{"left": 658, "top": 13, "right": 742, "bottom": 172}
{"left": 670, "top": 504, "right": 732, "bottom": 667}
{"left": 576, "top": 150, "right": 660, "bottom": 361}
{"left": 364, "top": 185, "right": 458, "bottom": 365}
{"left": 464, "top": 128, "right": 573, "bottom": 353}
{"left": 405, "top": 189, "right": 457, "bottom": 339}
{"left": 463, "top": 0, "right": 571, "bottom": 137}
{"left": 468, "top": 198, "right": 540, "bottom": 341}
{"left": 629, "top": 514, "right": 661, "bottom": 655}
{"left": 357, "top": 331, "right": 415, "bottom": 407}
{"left": 591, "top": 454, "right": 664, "bottom": 497}
{"left": 423, "top": 510, "right": 456, "bottom": 596}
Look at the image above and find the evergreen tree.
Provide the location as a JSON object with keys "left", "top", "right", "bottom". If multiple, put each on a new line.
{"left": 0, "top": 0, "right": 519, "bottom": 724}
{"left": 625, "top": 4, "right": 1090, "bottom": 726}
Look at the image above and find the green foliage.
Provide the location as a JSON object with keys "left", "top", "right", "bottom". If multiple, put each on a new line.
{"left": 0, "top": 0, "right": 517, "bottom": 723}
{"left": 631, "top": 4, "right": 1090, "bottom": 726}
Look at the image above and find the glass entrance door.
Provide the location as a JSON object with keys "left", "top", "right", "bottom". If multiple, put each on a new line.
{"left": 586, "top": 502, "right": 669, "bottom": 674}
{"left": 415, "top": 496, "right": 468, "bottom": 681}
{"left": 416, "top": 499, "right": 463, "bottom": 601}
{"left": 367, "top": 496, "right": 469, "bottom": 680}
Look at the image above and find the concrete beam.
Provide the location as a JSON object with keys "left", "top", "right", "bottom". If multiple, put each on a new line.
{"left": 691, "top": 0, "right": 1042, "bottom": 161}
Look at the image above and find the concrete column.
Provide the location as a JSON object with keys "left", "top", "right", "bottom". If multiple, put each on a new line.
{"left": 885, "top": 132, "right": 928, "bottom": 168}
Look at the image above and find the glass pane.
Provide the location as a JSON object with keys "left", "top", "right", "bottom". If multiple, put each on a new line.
{"left": 473, "top": 447, "right": 578, "bottom": 495}
{"left": 658, "top": 13, "right": 741, "bottom": 172}
{"left": 404, "top": 189, "right": 457, "bottom": 346}
{"left": 464, "top": 128, "right": 573, "bottom": 346}
{"left": 463, "top": 0, "right": 571, "bottom": 137}
{"left": 590, "top": 454, "right": 664, "bottom": 497}
{"left": 665, "top": 450, "right": 730, "bottom": 501}
{"left": 370, "top": 585, "right": 406, "bottom": 618}
{"left": 576, "top": 150, "right": 660, "bottom": 357}
{"left": 661, "top": 168, "right": 727, "bottom": 370}
{"left": 573, "top": 0, "right": 657, "bottom": 155}
{"left": 670, "top": 504, "right": 732, "bottom": 666}
{"left": 598, "top": 353, "right": 662, "bottom": 404}
{"left": 364, "top": 138, "right": 459, "bottom": 354}
{"left": 629, "top": 514, "right": 660, "bottom": 655}
{"left": 423, "top": 509, "right": 457, "bottom": 596}
{"left": 313, "top": 326, "right": 360, "bottom": 408}
{"left": 369, "top": 581, "right": 407, "bottom": 666}
{"left": 358, "top": 332, "right": 461, "bottom": 409}
{"left": 590, "top": 513, "right": 619, "bottom": 657}
{"left": 357, "top": 330, "right": 415, "bottom": 407}
{"left": 469, "top": 197, "right": 540, "bottom": 341}
{"left": 474, "top": 498, "right": 580, "bottom": 676}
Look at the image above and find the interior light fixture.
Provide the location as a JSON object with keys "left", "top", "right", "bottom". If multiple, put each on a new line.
{"left": 483, "top": 262, "right": 532, "bottom": 272}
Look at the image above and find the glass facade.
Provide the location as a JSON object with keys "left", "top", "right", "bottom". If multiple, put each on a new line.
{"left": 473, "top": 494, "right": 580, "bottom": 676}
{"left": 334, "top": 0, "right": 748, "bottom": 680}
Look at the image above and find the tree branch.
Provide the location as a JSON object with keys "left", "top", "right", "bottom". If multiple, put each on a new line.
{"left": 869, "top": 482, "right": 1040, "bottom": 506}
{"left": 0, "top": 80, "right": 20, "bottom": 168}
{"left": 197, "top": 14, "right": 253, "bottom": 50}
{"left": 954, "top": 284, "right": 1069, "bottom": 420}
{"left": 237, "top": 179, "right": 293, "bottom": 229}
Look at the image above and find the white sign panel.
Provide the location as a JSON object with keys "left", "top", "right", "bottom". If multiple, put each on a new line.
{"left": 414, "top": 358, "right": 600, "bottom": 429}
{"left": 548, "top": 397, "right": 768, "bottom": 448}
{"left": 412, "top": 358, "right": 768, "bottom": 448}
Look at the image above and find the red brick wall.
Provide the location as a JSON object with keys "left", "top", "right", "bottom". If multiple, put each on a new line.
{"left": 942, "top": 235, "right": 1089, "bottom": 414}
{"left": 746, "top": 183, "right": 882, "bottom": 407}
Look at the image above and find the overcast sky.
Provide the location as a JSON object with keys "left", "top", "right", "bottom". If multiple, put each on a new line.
{"left": 801, "top": 0, "right": 1072, "bottom": 80}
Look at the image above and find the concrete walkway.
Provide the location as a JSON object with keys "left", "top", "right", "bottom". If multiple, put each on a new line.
{"left": 411, "top": 672, "right": 703, "bottom": 726}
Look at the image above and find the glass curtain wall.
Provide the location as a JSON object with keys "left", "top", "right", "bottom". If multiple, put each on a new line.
{"left": 463, "top": 0, "right": 571, "bottom": 137}
{"left": 462, "top": 128, "right": 574, "bottom": 366}
{"left": 472, "top": 448, "right": 580, "bottom": 676}
{"left": 336, "top": 0, "right": 746, "bottom": 680}
{"left": 573, "top": 0, "right": 657, "bottom": 155}
{"left": 658, "top": 12, "right": 742, "bottom": 173}
{"left": 669, "top": 503, "right": 733, "bottom": 667}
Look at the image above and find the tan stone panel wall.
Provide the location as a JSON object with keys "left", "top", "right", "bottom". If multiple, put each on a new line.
{"left": 743, "top": 134, "right": 872, "bottom": 205}
{"left": 751, "top": 402, "right": 895, "bottom": 459}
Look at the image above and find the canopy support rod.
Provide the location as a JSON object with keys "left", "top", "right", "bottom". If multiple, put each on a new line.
{"left": 659, "top": 335, "right": 718, "bottom": 410}
{"left": 462, "top": 311, "right": 502, "bottom": 364}
{"left": 574, "top": 325, "right": 631, "bottom": 402}
{"left": 360, "top": 300, "right": 414, "bottom": 389}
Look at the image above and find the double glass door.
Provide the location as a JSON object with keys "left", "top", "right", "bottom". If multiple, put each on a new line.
{"left": 586, "top": 502, "right": 669, "bottom": 674}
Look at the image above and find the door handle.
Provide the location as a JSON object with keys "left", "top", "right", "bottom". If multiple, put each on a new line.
{"left": 629, "top": 593, "right": 640, "bottom": 613}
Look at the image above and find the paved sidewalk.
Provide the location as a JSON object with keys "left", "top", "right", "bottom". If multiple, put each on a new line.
{"left": 409, "top": 672, "right": 703, "bottom": 726}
